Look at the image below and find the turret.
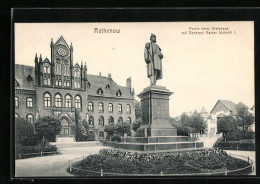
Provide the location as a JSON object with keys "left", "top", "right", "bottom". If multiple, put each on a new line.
{"left": 70, "top": 42, "right": 73, "bottom": 87}
{"left": 126, "top": 77, "right": 132, "bottom": 91}
{"left": 39, "top": 54, "right": 42, "bottom": 63}
{"left": 34, "top": 54, "right": 39, "bottom": 86}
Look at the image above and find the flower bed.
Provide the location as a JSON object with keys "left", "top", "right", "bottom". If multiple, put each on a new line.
{"left": 69, "top": 148, "right": 251, "bottom": 176}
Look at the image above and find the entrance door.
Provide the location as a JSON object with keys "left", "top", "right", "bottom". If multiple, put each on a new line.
{"left": 61, "top": 128, "right": 69, "bottom": 137}
{"left": 60, "top": 119, "right": 70, "bottom": 137}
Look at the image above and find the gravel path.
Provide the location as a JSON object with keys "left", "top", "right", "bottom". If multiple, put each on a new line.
{"left": 15, "top": 145, "right": 108, "bottom": 177}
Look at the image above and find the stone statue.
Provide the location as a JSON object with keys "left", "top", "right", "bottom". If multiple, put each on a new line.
{"left": 144, "top": 34, "right": 163, "bottom": 85}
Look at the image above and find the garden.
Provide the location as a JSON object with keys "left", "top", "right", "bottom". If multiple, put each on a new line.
{"left": 69, "top": 148, "right": 252, "bottom": 176}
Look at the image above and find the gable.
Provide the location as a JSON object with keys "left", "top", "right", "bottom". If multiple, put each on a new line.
{"left": 54, "top": 36, "right": 69, "bottom": 48}
{"left": 210, "top": 100, "right": 230, "bottom": 114}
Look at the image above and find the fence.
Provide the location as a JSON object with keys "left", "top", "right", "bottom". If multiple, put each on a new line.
{"left": 67, "top": 153, "right": 254, "bottom": 176}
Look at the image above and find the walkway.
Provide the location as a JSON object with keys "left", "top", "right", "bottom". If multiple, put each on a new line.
{"left": 225, "top": 150, "right": 256, "bottom": 175}
{"left": 15, "top": 142, "right": 108, "bottom": 177}
{"left": 197, "top": 135, "right": 220, "bottom": 148}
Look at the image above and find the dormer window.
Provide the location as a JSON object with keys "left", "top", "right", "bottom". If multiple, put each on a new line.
{"left": 106, "top": 84, "right": 110, "bottom": 89}
{"left": 97, "top": 88, "right": 103, "bottom": 95}
{"left": 116, "top": 90, "right": 122, "bottom": 97}
{"left": 87, "top": 82, "right": 91, "bottom": 88}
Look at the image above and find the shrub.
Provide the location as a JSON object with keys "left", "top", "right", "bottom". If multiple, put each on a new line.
{"left": 132, "top": 120, "right": 142, "bottom": 132}
{"left": 111, "top": 135, "right": 122, "bottom": 142}
{"left": 86, "top": 131, "right": 96, "bottom": 141}
{"left": 20, "top": 145, "right": 57, "bottom": 154}
{"left": 135, "top": 127, "right": 151, "bottom": 137}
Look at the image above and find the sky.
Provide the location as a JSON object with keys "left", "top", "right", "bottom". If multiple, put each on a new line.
{"left": 15, "top": 22, "right": 254, "bottom": 117}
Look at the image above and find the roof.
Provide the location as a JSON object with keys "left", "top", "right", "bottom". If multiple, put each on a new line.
{"left": 87, "top": 74, "right": 134, "bottom": 100}
{"left": 201, "top": 106, "right": 207, "bottom": 113}
{"left": 251, "top": 105, "right": 255, "bottom": 110}
{"left": 220, "top": 100, "right": 238, "bottom": 115}
{"left": 237, "top": 102, "right": 249, "bottom": 110}
{"left": 15, "top": 64, "right": 35, "bottom": 90}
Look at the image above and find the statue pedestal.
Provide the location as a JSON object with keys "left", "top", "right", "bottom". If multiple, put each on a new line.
{"left": 137, "top": 85, "right": 177, "bottom": 136}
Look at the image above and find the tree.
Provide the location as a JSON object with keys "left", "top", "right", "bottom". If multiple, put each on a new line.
{"left": 180, "top": 113, "right": 190, "bottom": 126}
{"left": 237, "top": 108, "right": 254, "bottom": 131}
{"left": 189, "top": 114, "right": 205, "bottom": 135}
{"left": 115, "top": 122, "right": 131, "bottom": 137}
{"left": 34, "top": 116, "right": 61, "bottom": 146}
{"left": 104, "top": 123, "right": 115, "bottom": 141}
{"left": 217, "top": 116, "right": 237, "bottom": 142}
{"left": 15, "top": 118, "right": 34, "bottom": 149}
{"left": 132, "top": 120, "right": 142, "bottom": 132}
{"left": 135, "top": 101, "right": 142, "bottom": 120}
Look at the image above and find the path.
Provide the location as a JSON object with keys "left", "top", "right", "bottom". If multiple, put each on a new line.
{"left": 225, "top": 150, "right": 256, "bottom": 175}
{"left": 15, "top": 142, "right": 108, "bottom": 177}
{"left": 197, "top": 135, "right": 220, "bottom": 148}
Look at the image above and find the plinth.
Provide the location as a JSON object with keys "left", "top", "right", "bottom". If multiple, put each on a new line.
{"left": 137, "top": 85, "right": 177, "bottom": 136}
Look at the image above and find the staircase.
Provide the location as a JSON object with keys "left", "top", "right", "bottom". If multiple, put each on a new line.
{"left": 56, "top": 137, "right": 75, "bottom": 143}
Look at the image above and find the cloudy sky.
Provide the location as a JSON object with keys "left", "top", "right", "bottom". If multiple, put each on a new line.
{"left": 15, "top": 22, "right": 254, "bottom": 117}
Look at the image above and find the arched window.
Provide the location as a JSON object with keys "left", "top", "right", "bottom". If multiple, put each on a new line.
{"left": 66, "top": 80, "right": 70, "bottom": 87}
{"left": 89, "top": 116, "right": 94, "bottom": 125}
{"left": 75, "top": 95, "right": 81, "bottom": 109}
{"left": 44, "top": 66, "right": 50, "bottom": 74}
{"left": 65, "top": 95, "right": 72, "bottom": 108}
{"left": 97, "top": 88, "right": 103, "bottom": 95}
{"left": 99, "top": 102, "right": 104, "bottom": 112}
{"left": 64, "top": 64, "right": 70, "bottom": 76}
{"left": 56, "top": 63, "right": 62, "bottom": 75}
{"left": 55, "top": 93, "right": 62, "bottom": 107}
{"left": 99, "top": 131, "right": 104, "bottom": 138}
{"left": 116, "top": 90, "right": 122, "bottom": 97}
{"left": 108, "top": 116, "right": 114, "bottom": 124}
{"left": 27, "top": 114, "right": 34, "bottom": 123}
{"left": 127, "top": 117, "right": 131, "bottom": 124}
{"left": 118, "top": 104, "right": 122, "bottom": 113}
{"left": 118, "top": 117, "right": 123, "bottom": 123}
{"left": 99, "top": 116, "right": 104, "bottom": 126}
{"left": 15, "top": 96, "right": 19, "bottom": 107}
{"left": 26, "top": 98, "right": 33, "bottom": 108}
{"left": 74, "top": 69, "right": 80, "bottom": 77}
{"left": 126, "top": 104, "right": 131, "bottom": 114}
{"left": 48, "top": 78, "right": 51, "bottom": 85}
{"left": 47, "top": 66, "right": 50, "bottom": 74}
{"left": 15, "top": 113, "right": 19, "bottom": 118}
{"left": 108, "top": 103, "right": 113, "bottom": 112}
{"left": 43, "top": 93, "right": 51, "bottom": 107}
{"left": 56, "top": 79, "right": 62, "bottom": 86}
{"left": 75, "top": 81, "right": 80, "bottom": 88}
{"left": 88, "top": 102, "right": 93, "bottom": 111}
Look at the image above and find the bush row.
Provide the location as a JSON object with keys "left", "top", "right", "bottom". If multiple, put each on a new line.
{"left": 20, "top": 145, "right": 58, "bottom": 154}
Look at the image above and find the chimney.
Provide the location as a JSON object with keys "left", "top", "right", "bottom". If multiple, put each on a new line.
{"left": 126, "top": 77, "right": 131, "bottom": 91}
{"left": 99, "top": 72, "right": 101, "bottom": 76}
{"left": 108, "top": 73, "right": 111, "bottom": 78}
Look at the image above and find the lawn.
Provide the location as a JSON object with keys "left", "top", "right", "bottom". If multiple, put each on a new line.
{"left": 69, "top": 149, "right": 251, "bottom": 176}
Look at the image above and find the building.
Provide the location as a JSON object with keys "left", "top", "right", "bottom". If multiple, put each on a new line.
{"left": 15, "top": 36, "right": 135, "bottom": 141}
{"left": 206, "top": 100, "right": 249, "bottom": 136}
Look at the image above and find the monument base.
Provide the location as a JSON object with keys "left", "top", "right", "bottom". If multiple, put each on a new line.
{"left": 151, "top": 128, "right": 177, "bottom": 137}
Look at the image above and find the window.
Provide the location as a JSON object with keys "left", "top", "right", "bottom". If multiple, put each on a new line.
{"left": 118, "top": 117, "right": 123, "bottom": 123}
{"left": 118, "top": 104, "right": 122, "bottom": 113}
{"left": 116, "top": 90, "right": 122, "bottom": 97}
{"left": 66, "top": 80, "right": 70, "bottom": 87}
{"left": 64, "top": 64, "right": 70, "bottom": 76}
{"left": 44, "top": 77, "right": 48, "bottom": 85}
{"left": 75, "top": 70, "right": 80, "bottom": 77}
{"left": 15, "top": 113, "right": 19, "bottom": 118}
{"left": 108, "top": 116, "right": 114, "bottom": 124}
{"left": 26, "top": 98, "right": 33, "bottom": 108}
{"left": 75, "top": 81, "right": 80, "bottom": 88}
{"left": 64, "top": 80, "right": 70, "bottom": 87}
{"left": 44, "top": 93, "right": 51, "bottom": 107}
{"left": 99, "top": 116, "right": 104, "bottom": 126}
{"left": 97, "top": 88, "right": 103, "bottom": 95}
{"left": 89, "top": 116, "right": 94, "bottom": 125}
{"left": 65, "top": 95, "right": 72, "bottom": 108}
{"left": 27, "top": 114, "right": 34, "bottom": 123}
{"left": 106, "top": 84, "right": 110, "bottom": 89}
{"left": 126, "top": 104, "right": 131, "bottom": 114}
{"left": 44, "top": 66, "right": 50, "bottom": 74}
{"left": 15, "top": 96, "right": 19, "bottom": 107}
{"left": 99, "top": 131, "right": 104, "bottom": 138}
{"left": 99, "top": 102, "right": 104, "bottom": 112}
{"left": 127, "top": 117, "right": 131, "bottom": 124}
{"left": 87, "top": 82, "right": 91, "bottom": 87}
{"left": 56, "top": 79, "right": 62, "bottom": 86}
{"left": 88, "top": 102, "right": 93, "bottom": 111}
{"left": 55, "top": 94, "right": 62, "bottom": 107}
{"left": 75, "top": 96, "right": 81, "bottom": 109}
{"left": 108, "top": 103, "right": 113, "bottom": 112}
{"left": 56, "top": 63, "right": 62, "bottom": 75}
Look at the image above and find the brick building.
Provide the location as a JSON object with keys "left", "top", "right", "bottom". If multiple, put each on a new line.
{"left": 15, "top": 36, "right": 136, "bottom": 140}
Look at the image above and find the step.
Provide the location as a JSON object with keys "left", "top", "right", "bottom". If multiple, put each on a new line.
{"left": 124, "top": 136, "right": 190, "bottom": 143}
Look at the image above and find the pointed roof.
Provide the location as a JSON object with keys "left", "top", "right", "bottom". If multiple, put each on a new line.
{"left": 237, "top": 102, "right": 249, "bottom": 110}
{"left": 15, "top": 64, "right": 35, "bottom": 90}
{"left": 201, "top": 106, "right": 207, "bottom": 113}
{"left": 220, "top": 100, "right": 238, "bottom": 114}
{"left": 54, "top": 35, "right": 69, "bottom": 48}
{"left": 250, "top": 105, "right": 255, "bottom": 110}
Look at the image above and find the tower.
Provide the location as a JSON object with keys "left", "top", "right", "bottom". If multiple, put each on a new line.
{"left": 34, "top": 53, "right": 39, "bottom": 86}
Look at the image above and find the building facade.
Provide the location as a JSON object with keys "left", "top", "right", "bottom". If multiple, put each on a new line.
{"left": 205, "top": 100, "right": 249, "bottom": 136}
{"left": 15, "top": 36, "right": 136, "bottom": 140}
